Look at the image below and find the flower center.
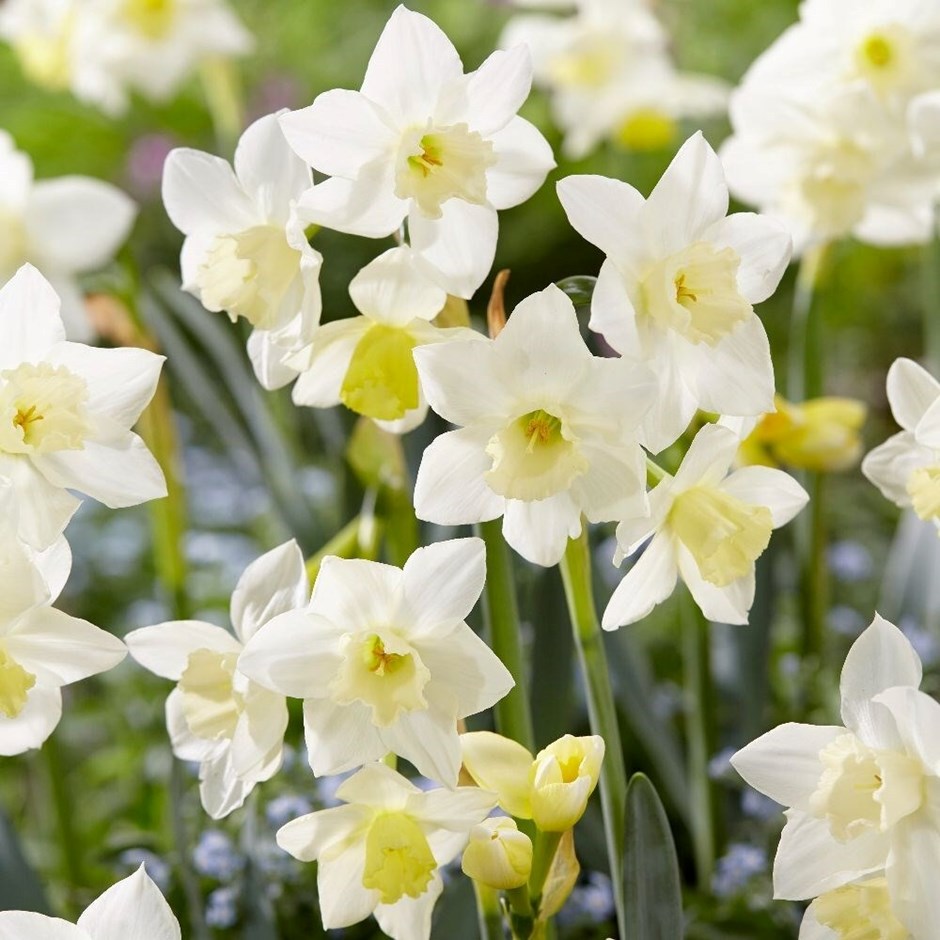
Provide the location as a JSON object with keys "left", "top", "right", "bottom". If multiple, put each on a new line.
{"left": 641, "top": 242, "right": 752, "bottom": 346}
{"left": 178, "top": 649, "right": 243, "bottom": 740}
{"left": 814, "top": 877, "right": 907, "bottom": 940}
{"left": 669, "top": 486, "right": 773, "bottom": 587}
{"left": 340, "top": 324, "right": 420, "bottom": 421}
{"left": 197, "top": 225, "right": 302, "bottom": 330}
{"left": 122, "top": 0, "right": 176, "bottom": 39}
{"left": 547, "top": 34, "right": 621, "bottom": 89}
{"left": 854, "top": 26, "right": 913, "bottom": 93}
{"left": 10, "top": 9, "right": 76, "bottom": 91}
{"left": 0, "top": 648, "right": 36, "bottom": 719}
{"left": 798, "top": 139, "right": 873, "bottom": 239}
{"left": 0, "top": 363, "right": 91, "bottom": 455}
{"left": 362, "top": 812, "right": 436, "bottom": 904}
{"left": 809, "top": 733, "right": 924, "bottom": 842}
{"left": 906, "top": 465, "right": 940, "bottom": 523}
{"left": 615, "top": 108, "right": 677, "bottom": 152}
{"left": 395, "top": 123, "right": 496, "bottom": 219}
{"left": 329, "top": 632, "right": 430, "bottom": 727}
{"left": 484, "top": 409, "right": 588, "bottom": 502}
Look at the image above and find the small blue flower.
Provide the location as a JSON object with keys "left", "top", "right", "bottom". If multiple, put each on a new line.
{"left": 205, "top": 884, "right": 240, "bottom": 929}
{"left": 827, "top": 541, "right": 873, "bottom": 583}
{"left": 557, "top": 871, "right": 615, "bottom": 927}
{"left": 193, "top": 830, "right": 244, "bottom": 882}
{"left": 712, "top": 843, "right": 767, "bottom": 897}
{"left": 265, "top": 794, "right": 313, "bottom": 830}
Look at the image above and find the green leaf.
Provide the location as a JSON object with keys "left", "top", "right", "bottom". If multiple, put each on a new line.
{"left": 623, "top": 773, "right": 684, "bottom": 940}
{"left": 555, "top": 276, "right": 597, "bottom": 309}
{"left": 0, "top": 807, "right": 49, "bottom": 914}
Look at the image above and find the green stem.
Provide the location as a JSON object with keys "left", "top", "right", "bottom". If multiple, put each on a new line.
{"left": 680, "top": 592, "right": 717, "bottom": 888}
{"left": 43, "top": 735, "right": 83, "bottom": 911}
{"left": 923, "top": 202, "right": 940, "bottom": 372}
{"left": 528, "top": 830, "right": 563, "bottom": 912}
{"left": 475, "top": 520, "right": 535, "bottom": 752}
{"left": 473, "top": 883, "right": 505, "bottom": 940}
{"left": 558, "top": 530, "right": 627, "bottom": 938}
{"left": 169, "top": 761, "right": 209, "bottom": 940}
{"left": 799, "top": 472, "right": 829, "bottom": 704}
{"left": 787, "top": 244, "right": 828, "bottom": 402}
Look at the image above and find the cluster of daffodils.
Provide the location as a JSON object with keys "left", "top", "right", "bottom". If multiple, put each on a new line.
{"left": 733, "top": 615, "right": 940, "bottom": 937}
{"left": 0, "top": 264, "right": 166, "bottom": 755}
{"left": 499, "top": 0, "right": 728, "bottom": 159}
{"left": 0, "top": 0, "right": 252, "bottom": 116}
{"left": 722, "top": 0, "right": 940, "bottom": 254}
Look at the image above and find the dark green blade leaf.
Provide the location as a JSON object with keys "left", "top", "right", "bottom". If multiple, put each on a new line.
{"left": 0, "top": 807, "right": 49, "bottom": 914}
{"left": 623, "top": 773, "right": 684, "bottom": 940}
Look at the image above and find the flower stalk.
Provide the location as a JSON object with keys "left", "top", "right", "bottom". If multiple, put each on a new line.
{"left": 559, "top": 529, "right": 627, "bottom": 936}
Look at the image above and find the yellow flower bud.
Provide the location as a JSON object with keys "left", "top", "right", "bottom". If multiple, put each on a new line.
{"left": 529, "top": 735, "right": 605, "bottom": 832}
{"left": 740, "top": 395, "right": 867, "bottom": 473}
{"left": 461, "top": 817, "right": 533, "bottom": 890}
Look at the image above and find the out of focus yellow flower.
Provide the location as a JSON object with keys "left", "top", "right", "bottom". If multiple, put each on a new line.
{"left": 740, "top": 395, "right": 867, "bottom": 473}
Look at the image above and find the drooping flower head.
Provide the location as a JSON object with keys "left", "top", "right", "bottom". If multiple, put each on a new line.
{"left": 162, "top": 112, "right": 322, "bottom": 390}
{"left": 0, "top": 265, "right": 166, "bottom": 549}
{"left": 603, "top": 424, "right": 808, "bottom": 628}
{"left": 276, "top": 762, "right": 497, "bottom": 940}
{"left": 558, "top": 132, "right": 791, "bottom": 453}
{"left": 413, "top": 284, "right": 655, "bottom": 566}
{"left": 290, "top": 246, "right": 480, "bottom": 434}
{"left": 279, "top": 4, "right": 555, "bottom": 298}
{"left": 126, "top": 541, "right": 305, "bottom": 818}
{"left": 238, "top": 538, "right": 514, "bottom": 786}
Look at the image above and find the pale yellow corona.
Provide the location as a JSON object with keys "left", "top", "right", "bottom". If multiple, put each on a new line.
{"left": 340, "top": 325, "right": 420, "bottom": 421}
{"left": 615, "top": 109, "right": 677, "bottom": 152}
{"left": 122, "top": 0, "right": 177, "bottom": 40}
{"left": 178, "top": 649, "right": 242, "bottom": 740}
{"left": 809, "top": 733, "right": 924, "bottom": 842}
{"left": 906, "top": 465, "right": 940, "bottom": 523}
{"left": 395, "top": 123, "right": 496, "bottom": 219}
{"left": 362, "top": 812, "right": 437, "bottom": 904}
{"left": 814, "top": 877, "right": 908, "bottom": 940}
{"left": 0, "top": 363, "right": 91, "bottom": 455}
{"left": 0, "top": 648, "right": 36, "bottom": 719}
{"left": 669, "top": 486, "right": 773, "bottom": 586}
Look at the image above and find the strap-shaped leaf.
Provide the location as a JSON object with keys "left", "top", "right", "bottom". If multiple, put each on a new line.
{"left": 623, "top": 773, "right": 683, "bottom": 940}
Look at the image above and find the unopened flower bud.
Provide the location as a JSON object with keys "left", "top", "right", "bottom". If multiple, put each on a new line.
{"left": 461, "top": 817, "right": 533, "bottom": 890}
{"left": 530, "top": 735, "right": 604, "bottom": 832}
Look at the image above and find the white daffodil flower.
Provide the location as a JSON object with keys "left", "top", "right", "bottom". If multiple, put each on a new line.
{"left": 125, "top": 541, "right": 305, "bottom": 819}
{"left": 0, "top": 483, "right": 126, "bottom": 757}
{"left": 558, "top": 133, "right": 791, "bottom": 454}
{"left": 238, "top": 538, "right": 513, "bottom": 787}
{"left": 413, "top": 284, "right": 655, "bottom": 567}
{"left": 501, "top": 0, "right": 727, "bottom": 159}
{"left": 863, "top": 358, "right": 940, "bottom": 530}
{"left": 603, "top": 424, "right": 808, "bottom": 628}
{"left": 732, "top": 614, "right": 940, "bottom": 937}
{"left": 279, "top": 4, "right": 555, "bottom": 299}
{"left": 799, "top": 874, "right": 909, "bottom": 940}
{"left": 0, "top": 865, "right": 181, "bottom": 939}
{"left": 290, "top": 246, "right": 481, "bottom": 434}
{"left": 0, "top": 0, "right": 252, "bottom": 117}
{"left": 0, "top": 265, "right": 166, "bottom": 549}
{"left": 162, "top": 112, "right": 322, "bottom": 390}
{"left": 276, "top": 762, "right": 496, "bottom": 940}
{"left": 0, "top": 131, "right": 136, "bottom": 341}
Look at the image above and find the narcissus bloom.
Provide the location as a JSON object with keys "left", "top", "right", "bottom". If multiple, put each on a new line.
{"left": 0, "top": 132, "right": 136, "bottom": 340}
{"left": 126, "top": 541, "right": 304, "bottom": 819}
{"left": 279, "top": 4, "right": 555, "bottom": 298}
{"left": 0, "top": 265, "right": 166, "bottom": 549}
{"left": 603, "top": 424, "right": 808, "bottom": 628}
{"left": 558, "top": 133, "right": 791, "bottom": 453}
{"left": 732, "top": 615, "right": 940, "bottom": 937}
{"left": 739, "top": 394, "right": 867, "bottom": 473}
{"left": 290, "top": 246, "right": 480, "bottom": 434}
{"left": 460, "top": 731, "right": 605, "bottom": 832}
{"left": 276, "top": 762, "right": 496, "bottom": 940}
{"left": 863, "top": 358, "right": 940, "bottom": 530}
{"left": 0, "top": 866, "right": 181, "bottom": 938}
{"left": 501, "top": 0, "right": 727, "bottom": 160}
{"left": 238, "top": 538, "right": 513, "bottom": 786}
{"left": 0, "top": 485, "right": 126, "bottom": 756}
{"left": 800, "top": 875, "right": 908, "bottom": 939}
{"left": 0, "top": 0, "right": 252, "bottom": 116}
{"left": 414, "top": 284, "right": 654, "bottom": 566}
{"left": 162, "top": 112, "right": 322, "bottom": 390}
